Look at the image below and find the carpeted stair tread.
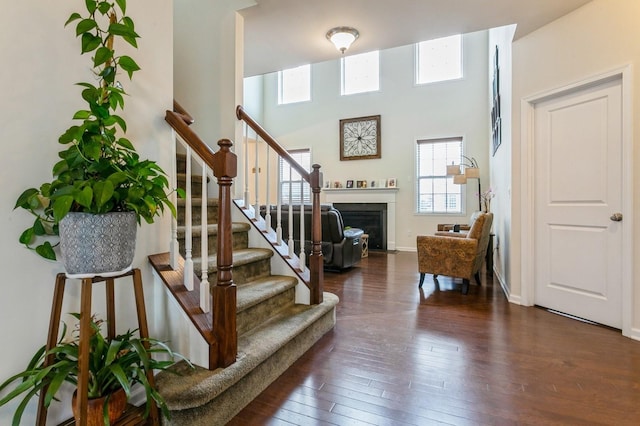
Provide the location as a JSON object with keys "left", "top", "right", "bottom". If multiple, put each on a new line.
{"left": 236, "top": 275, "right": 297, "bottom": 313}
{"left": 176, "top": 222, "right": 250, "bottom": 237}
{"left": 156, "top": 292, "right": 339, "bottom": 410}
{"left": 192, "top": 248, "right": 273, "bottom": 271}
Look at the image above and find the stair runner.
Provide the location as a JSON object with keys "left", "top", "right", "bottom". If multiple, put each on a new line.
{"left": 150, "top": 155, "right": 338, "bottom": 424}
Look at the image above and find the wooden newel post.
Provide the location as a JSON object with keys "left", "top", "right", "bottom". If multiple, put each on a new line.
{"left": 309, "top": 164, "right": 324, "bottom": 304}
{"left": 212, "top": 138, "right": 238, "bottom": 368}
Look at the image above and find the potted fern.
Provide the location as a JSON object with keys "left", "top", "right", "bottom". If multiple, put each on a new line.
{"left": 0, "top": 314, "right": 191, "bottom": 425}
{"left": 13, "top": 0, "right": 176, "bottom": 276}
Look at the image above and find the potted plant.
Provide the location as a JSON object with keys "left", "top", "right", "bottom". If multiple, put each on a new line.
{"left": 0, "top": 314, "right": 192, "bottom": 425}
{"left": 13, "top": 0, "right": 177, "bottom": 275}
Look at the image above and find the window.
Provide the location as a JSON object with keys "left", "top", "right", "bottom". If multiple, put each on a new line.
{"left": 278, "top": 64, "right": 311, "bottom": 104}
{"left": 341, "top": 51, "right": 379, "bottom": 95}
{"left": 280, "top": 149, "right": 311, "bottom": 204}
{"left": 415, "top": 34, "right": 462, "bottom": 85}
{"left": 416, "top": 137, "right": 463, "bottom": 214}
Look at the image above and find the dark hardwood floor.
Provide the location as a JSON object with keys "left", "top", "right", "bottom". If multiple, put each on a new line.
{"left": 229, "top": 252, "right": 640, "bottom": 425}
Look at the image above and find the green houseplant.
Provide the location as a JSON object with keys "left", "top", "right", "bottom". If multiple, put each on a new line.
{"left": 14, "top": 0, "right": 176, "bottom": 266}
{"left": 0, "top": 314, "right": 192, "bottom": 425}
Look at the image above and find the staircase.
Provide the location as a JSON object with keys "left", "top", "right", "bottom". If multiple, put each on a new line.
{"left": 150, "top": 109, "right": 337, "bottom": 424}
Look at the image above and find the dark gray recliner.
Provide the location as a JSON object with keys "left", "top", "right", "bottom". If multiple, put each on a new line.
{"left": 260, "top": 204, "right": 363, "bottom": 270}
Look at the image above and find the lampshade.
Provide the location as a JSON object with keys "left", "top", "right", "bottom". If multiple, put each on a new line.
{"left": 446, "top": 164, "right": 462, "bottom": 176}
{"left": 465, "top": 167, "right": 480, "bottom": 178}
{"left": 453, "top": 174, "right": 467, "bottom": 184}
{"left": 326, "top": 27, "right": 359, "bottom": 53}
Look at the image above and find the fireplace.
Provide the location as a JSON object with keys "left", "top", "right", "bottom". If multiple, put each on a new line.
{"left": 334, "top": 203, "right": 387, "bottom": 251}
{"left": 323, "top": 188, "right": 397, "bottom": 250}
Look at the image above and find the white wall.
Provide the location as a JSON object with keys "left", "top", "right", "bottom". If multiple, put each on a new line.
{"left": 251, "top": 31, "right": 490, "bottom": 251}
{"left": 510, "top": 0, "right": 640, "bottom": 334}
{"left": 174, "top": 0, "right": 254, "bottom": 202}
{"left": 0, "top": 1, "right": 174, "bottom": 423}
{"left": 488, "top": 25, "right": 516, "bottom": 298}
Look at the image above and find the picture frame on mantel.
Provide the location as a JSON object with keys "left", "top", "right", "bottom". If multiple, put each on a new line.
{"left": 339, "top": 115, "right": 381, "bottom": 161}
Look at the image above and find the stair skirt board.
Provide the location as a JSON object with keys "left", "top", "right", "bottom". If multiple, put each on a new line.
{"left": 157, "top": 293, "right": 338, "bottom": 425}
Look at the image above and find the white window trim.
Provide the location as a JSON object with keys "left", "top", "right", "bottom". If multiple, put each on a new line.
{"left": 415, "top": 137, "right": 465, "bottom": 215}
{"left": 279, "top": 148, "right": 312, "bottom": 204}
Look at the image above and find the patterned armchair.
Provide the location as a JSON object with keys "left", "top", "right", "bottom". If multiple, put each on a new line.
{"left": 416, "top": 212, "right": 493, "bottom": 294}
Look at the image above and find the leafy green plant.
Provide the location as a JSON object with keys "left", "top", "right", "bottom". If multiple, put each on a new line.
{"left": 0, "top": 314, "right": 191, "bottom": 425}
{"left": 14, "top": 0, "right": 177, "bottom": 260}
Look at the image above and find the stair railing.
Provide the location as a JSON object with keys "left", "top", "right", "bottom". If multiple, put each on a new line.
{"left": 165, "top": 100, "right": 237, "bottom": 368}
{"left": 236, "top": 105, "right": 324, "bottom": 304}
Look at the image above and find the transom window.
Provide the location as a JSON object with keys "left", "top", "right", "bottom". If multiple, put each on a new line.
{"left": 416, "top": 137, "right": 463, "bottom": 214}
{"left": 279, "top": 149, "right": 311, "bottom": 204}
{"left": 415, "top": 34, "right": 463, "bottom": 85}
{"left": 278, "top": 64, "right": 311, "bottom": 105}
{"left": 341, "top": 50, "right": 380, "bottom": 95}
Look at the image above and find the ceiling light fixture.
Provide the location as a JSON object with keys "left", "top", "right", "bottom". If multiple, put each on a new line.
{"left": 326, "top": 26, "right": 359, "bottom": 54}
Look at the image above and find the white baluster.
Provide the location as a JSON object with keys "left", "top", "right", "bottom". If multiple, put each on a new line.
{"left": 200, "top": 162, "right": 210, "bottom": 312}
{"left": 169, "top": 133, "right": 179, "bottom": 270}
{"left": 183, "top": 147, "right": 194, "bottom": 291}
{"left": 253, "top": 136, "right": 260, "bottom": 220}
{"left": 243, "top": 122, "right": 250, "bottom": 209}
{"left": 276, "top": 170, "right": 283, "bottom": 245}
{"left": 265, "top": 145, "right": 271, "bottom": 232}
{"left": 298, "top": 180, "right": 306, "bottom": 273}
{"left": 287, "top": 164, "right": 294, "bottom": 258}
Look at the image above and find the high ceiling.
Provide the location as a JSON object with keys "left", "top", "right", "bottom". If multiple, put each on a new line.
{"left": 239, "top": 0, "right": 592, "bottom": 77}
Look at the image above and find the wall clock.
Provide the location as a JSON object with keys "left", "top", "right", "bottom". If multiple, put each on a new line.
{"left": 339, "top": 115, "right": 381, "bottom": 161}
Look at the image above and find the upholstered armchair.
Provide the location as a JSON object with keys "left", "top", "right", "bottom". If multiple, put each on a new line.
{"left": 416, "top": 212, "right": 493, "bottom": 294}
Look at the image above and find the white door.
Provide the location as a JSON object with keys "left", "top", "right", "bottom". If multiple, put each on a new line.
{"left": 534, "top": 77, "right": 623, "bottom": 328}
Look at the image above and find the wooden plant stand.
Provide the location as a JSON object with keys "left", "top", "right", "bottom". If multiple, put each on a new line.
{"left": 36, "top": 269, "right": 159, "bottom": 426}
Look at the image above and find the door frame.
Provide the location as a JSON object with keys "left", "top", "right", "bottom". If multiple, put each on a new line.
{"left": 520, "top": 65, "right": 634, "bottom": 338}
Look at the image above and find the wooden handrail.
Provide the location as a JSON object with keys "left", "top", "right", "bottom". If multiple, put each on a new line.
{"left": 165, "top": 104, "right": 237, "bottom": 369}
{"left": 173, "top": 100, "right": 195, "bottom": 125}
{"left": 236, "top": 105, "right": 310, "bottom": 183}
{"left": 165, "top": 110, "right": 216, "bottom": 166}
{"left": 236, "top": 104, "right": 323, "bottom": 305}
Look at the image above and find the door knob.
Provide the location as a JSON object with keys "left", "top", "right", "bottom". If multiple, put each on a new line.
{"left": 610, "top": 213, "right": 623, "bottom": 222}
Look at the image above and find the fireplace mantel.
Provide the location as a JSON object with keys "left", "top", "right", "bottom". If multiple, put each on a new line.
{"left": 323, "top": 188, "right": 398, "bottom": 250}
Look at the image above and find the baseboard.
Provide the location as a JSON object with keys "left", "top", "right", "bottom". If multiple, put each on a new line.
{"left": 492, "top": 266, "right": 521, "bottom": 305}
{"left": 627, "top": 327, "right": 640, "bottom": 342}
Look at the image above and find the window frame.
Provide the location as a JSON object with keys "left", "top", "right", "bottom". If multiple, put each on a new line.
{"left": 279, "top": 148, "right": 311, "bottom": 205}
{"left": 341, "top": 50, "right": 380, "bottom": 96}
{"left": 415, "top": 137, "right": 465, "bottom": 215}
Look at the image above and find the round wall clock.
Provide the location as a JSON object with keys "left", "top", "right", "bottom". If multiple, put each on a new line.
{"left": 339, "top": 115, "right": 381, "bottom": 160}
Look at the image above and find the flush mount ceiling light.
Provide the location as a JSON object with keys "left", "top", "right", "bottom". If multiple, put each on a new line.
{"left": 326, "top": 26, "right": 359, "bottom": 54}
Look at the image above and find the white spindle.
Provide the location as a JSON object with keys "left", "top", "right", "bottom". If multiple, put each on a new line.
{"left": 200, "top": 162, "right": 210, "bottom": 312}
{"left": 276, "top": 173, "right": 283, "bottom": 245}
{"left": 287, "top": 164, "right": 294, "bottom": 258}
{"left": 298, "top": 180, "right": 306, "bottom": 272}
{"left": 183, "top": 146, "right": 194, "bottom": 291}
{"left": 265, "top": 145, "right": 271, "bottom": 232}
{"left": 169, "top": 134, "right": 179, "bottom": 270}
{"left": 253, "top": 136, "right": 260, "bottom": 219}
{"left": 243, "top": 122, "right": 250, "bottom": 208}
